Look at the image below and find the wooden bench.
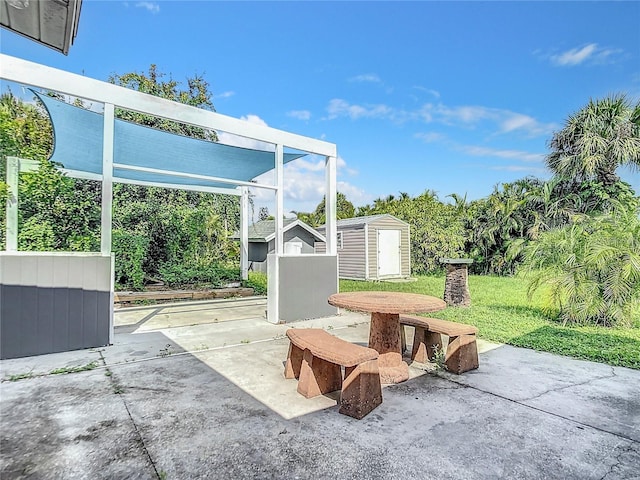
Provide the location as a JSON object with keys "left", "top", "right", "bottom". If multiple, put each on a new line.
{"left": 400, "top": 316, "right": 479, "bottom": 374}
{"left": 284, "top": 328, "right": 382, "bottom": 419}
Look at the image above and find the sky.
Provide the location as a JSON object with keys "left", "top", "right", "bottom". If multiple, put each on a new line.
{"left": 1, "top": 0, "right": 639, "bottom": 215}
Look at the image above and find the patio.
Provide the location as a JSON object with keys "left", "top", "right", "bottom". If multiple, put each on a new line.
{"left": 1, "top": 298, "right": 638, "bottom": 479}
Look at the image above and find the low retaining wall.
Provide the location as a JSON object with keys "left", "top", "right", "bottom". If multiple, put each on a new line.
{"left": 0, "top": 252, "right": 113, "bottom": 359}
{"left": 114, "top": 287, "right": 255, "bottom": 305}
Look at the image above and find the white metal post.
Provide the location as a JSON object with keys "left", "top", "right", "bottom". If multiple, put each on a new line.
{"left": 240, "top": 186, "right": 249, "bottom": 280}
{"left": 101, "top": 103, "right": 115, "bottom": 255}
{"left": 5, "top": 157, "right": 39, "bottom": 251}
{"left": 5, "top": 157, "right": 19, "bottom": 251}
{"left": 325, "top": 155, "right": 337, "bottom": 255}
{"left": 275, "top": 144, "right": 284, "bottom": 255}
{"left": 267, "top": 144, "right": 285, "bottom": 324}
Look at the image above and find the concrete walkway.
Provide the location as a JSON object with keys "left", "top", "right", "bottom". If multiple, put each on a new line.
{"left": 1, "top": 297, "right": 639, "bottom": 479}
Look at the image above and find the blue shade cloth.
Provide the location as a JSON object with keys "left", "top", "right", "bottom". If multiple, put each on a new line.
{"left": 34, "top": 91, "right": 304, "bottom": 189}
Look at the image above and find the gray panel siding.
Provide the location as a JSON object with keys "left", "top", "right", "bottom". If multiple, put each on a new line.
{"left": 338, "top": 228, "right": 366, "bottom": 279}
{"left": 52, "top": 287, "right": 70, "bottom": 352}
{"left": 96, "top": 290, "right": 111, "bottom": 343}
{"left": 38, "top": 286, "right": 55, "bottom": 353}
{"left": 0, "top": 253, "right": 113, "bottom": 359}
{"left": 403, "top": 225, "right": 411, "bottom": 277}
{"left": 21, "top": 285, "right": 39, "bottom": 356}
{"left": 283, "top": 230, "right": 318, "bottom": 253}
{"left": 252, "top": 228, "right": 320, "bottom": 273}
{"left": 68, "top": 288, "right": 84, "bottom": 349}
{"left": 0, "top": 286, "right": 111, "bottom": 359}
{"left": 318, "top": 215, "right": 410, "bottom": 280}
{"left": 83, "top": 289, "right": 99, "bottom": 348}
{"left": 367, "top": 217, "right": 411, "bottom": 279}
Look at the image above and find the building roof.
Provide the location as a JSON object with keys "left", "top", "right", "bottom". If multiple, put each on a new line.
{"left": 232, "top": 218, "right": 326, "bottom": 243}
{"left": 1, "top": 0, "right": 82, "bottom": 55}
{"left": 319, "top": 214, "right": 409, "bottom": 229}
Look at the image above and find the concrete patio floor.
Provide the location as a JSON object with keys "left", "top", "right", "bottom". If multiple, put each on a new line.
{"left": 1, "top": 296, "right": 639, "bottom": 479}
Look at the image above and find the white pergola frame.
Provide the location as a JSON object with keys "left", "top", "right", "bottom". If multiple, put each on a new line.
{"left": 1, "top": 53, "right": 338, "bottom": 290}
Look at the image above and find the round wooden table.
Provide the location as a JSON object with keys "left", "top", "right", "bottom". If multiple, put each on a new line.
{"left": 328, "top": 291, "right": 446, "bottom": 384}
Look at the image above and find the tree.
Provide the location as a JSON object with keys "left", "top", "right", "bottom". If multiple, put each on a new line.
{"left": 258, "top": 207, "right": 270, "bottom": 221}
{"left": 357, "top": 190, "right": 467, "bottom": 274}
{"left": 109, "top": 65, "right": 218, "bottom": 141}
{"left": 0, "top": 91, "right": 101, "bottom": 251}
{"left": 297, "top": 192, "right": 355, "bottom": 226}
{"left": 546, "top": 95, "right": 640, "bottom": 188}
{"left": 107, "top": 65, "right": 242, "bottom": 287}
{"left": 468, "top": 181, "right": 533, "bottom": 274}
{"left": 522, "top": 207, "right": 640, "bottom": 327}
{"left": 1, "top": 66, "right": 242, "bottom": 289}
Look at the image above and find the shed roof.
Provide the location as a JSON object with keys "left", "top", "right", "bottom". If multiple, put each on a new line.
{"left": 233, "top": 219, "right": 326, "bottom": 243}
{"left": 319, "top": 214, "right": 409, "bottom": 229}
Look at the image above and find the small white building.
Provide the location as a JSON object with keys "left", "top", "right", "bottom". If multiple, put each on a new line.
{"left": 317, "top": 214, "right": 411, "bottom": 281}
{"left": 232, "top": 219, "right": 325, "bottom": 273}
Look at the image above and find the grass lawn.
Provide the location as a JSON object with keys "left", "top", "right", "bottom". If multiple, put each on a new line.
{"left": 340, "top": 275, "right": 640, "bottom": 370}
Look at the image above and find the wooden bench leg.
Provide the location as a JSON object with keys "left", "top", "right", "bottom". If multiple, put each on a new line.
{"left": 339, "top": 360, "right": 382, "bottom": 419}
{"left": 284, "top": 343, "right": 304, "bottom": 379}
{"left": 297, "top": 348, "right": 342, "bottom": 398}
{"left": 411, "top": 327, "right": 443, "bottom": 363}
{"left": 444, "top": 334, "right": 479, "bottom": 374}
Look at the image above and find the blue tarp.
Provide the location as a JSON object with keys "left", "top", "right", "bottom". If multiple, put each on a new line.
{"left": 35, "top": 91, "right": 304, "bottom": 190}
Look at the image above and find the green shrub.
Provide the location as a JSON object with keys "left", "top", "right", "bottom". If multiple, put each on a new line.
{"left": 18, "top": 216, "right": 55, "bottom": 250}
{"left": 113, "top": 230, "right": 148, "bottom": 290}
{"left": 158, "top": 261, "right": 239, "bottom": 287}
{"left": 244, "top": 271, "right": 267, "bottom": 295}
{"left": 523, "top": 210, "right": 640, "bottom": 327}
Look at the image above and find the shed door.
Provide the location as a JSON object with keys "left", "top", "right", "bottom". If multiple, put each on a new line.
{"left": 378, "top": 229, "right": 401, "bottom": 277}
{"left": 285, "top": 241, "right": 303, "bottom": 255}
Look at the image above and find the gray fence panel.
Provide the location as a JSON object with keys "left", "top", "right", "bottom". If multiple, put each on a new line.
{"left": 0, "top": 254, "right": 113, "bottom": 360}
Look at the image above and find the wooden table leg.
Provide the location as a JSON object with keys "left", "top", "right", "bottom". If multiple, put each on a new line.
{"left": 368, "top": 312, "right": 409, "bottom": 384}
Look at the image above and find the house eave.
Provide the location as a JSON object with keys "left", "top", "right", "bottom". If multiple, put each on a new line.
{"left": 1, "top": 0, "right": 83, "bottom": 55}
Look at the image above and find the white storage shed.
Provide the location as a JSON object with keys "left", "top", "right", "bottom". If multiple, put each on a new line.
{"left": 317, "top": 214, "right": 411, "bottom": 280}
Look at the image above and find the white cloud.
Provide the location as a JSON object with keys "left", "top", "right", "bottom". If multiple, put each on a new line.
{"left": 547, "top": 43, "right": 623, "bottom": 67}
{"left": 462, "top": 147, "right": 548, "bottom": 175}
{"left": 287, "top": 110, "right": 312, "bottom": 121}
{"left": 460, "top": 145, "right": 544, "bottom": 163}
{"left": 250, "top": 154, "right": 369, "bottom": 213}
{"left": 349, "top": 74, "right": 382, "bottom": 83}
{"left": 293, "top": 158, "right": 325, "bottom": 172}
{"left": 135, "top": 1, "right": 160, "bottom": 13}
{"left": 551, "top": 43, "right": 597, "bottom": 66}
{"left": 325, "top": 98, "right": 555, "bottom": 137}
{"left": 415, "top": 132, "right": 445, "bottom": 143}
{"left": 593, "top": 47, "right": 624, "bottom": 64}
{"left": 215, "top": 91, "right": 235, "bottom": 99}
{"left": 420, "top": 104, "right": 557, "bottom": 137}
{"left": 413, "top": 86, "right": 441, "bottom": 99}
{"left": 499, "top": 113, "right": 557, "bottom": 137}
{"left": 326, "top": 99, "right": 393, "bottom": 120}
{"left": 217, "top": 114, "right": 274, "bottom": 151}
{"left": 490, "top": 165, "right": 547, "bottom": 173}
{"left": 430, "top": 104, "right": 495, "bottom": 124}
{"left": 217, "top": 113, "right": 366, "bottom": 211}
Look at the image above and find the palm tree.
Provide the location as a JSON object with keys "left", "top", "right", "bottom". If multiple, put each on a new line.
{"left": 524, "top": 177, "right": 581, "bottom": 239}
{"left": 447, "top": 192, "right": 469, "bottom": 215}
{"left": 523, "top": 208, "right": 640, "bottom": 326}
{"left": 546, "top": 95, "right": 640, "bottom": 187}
